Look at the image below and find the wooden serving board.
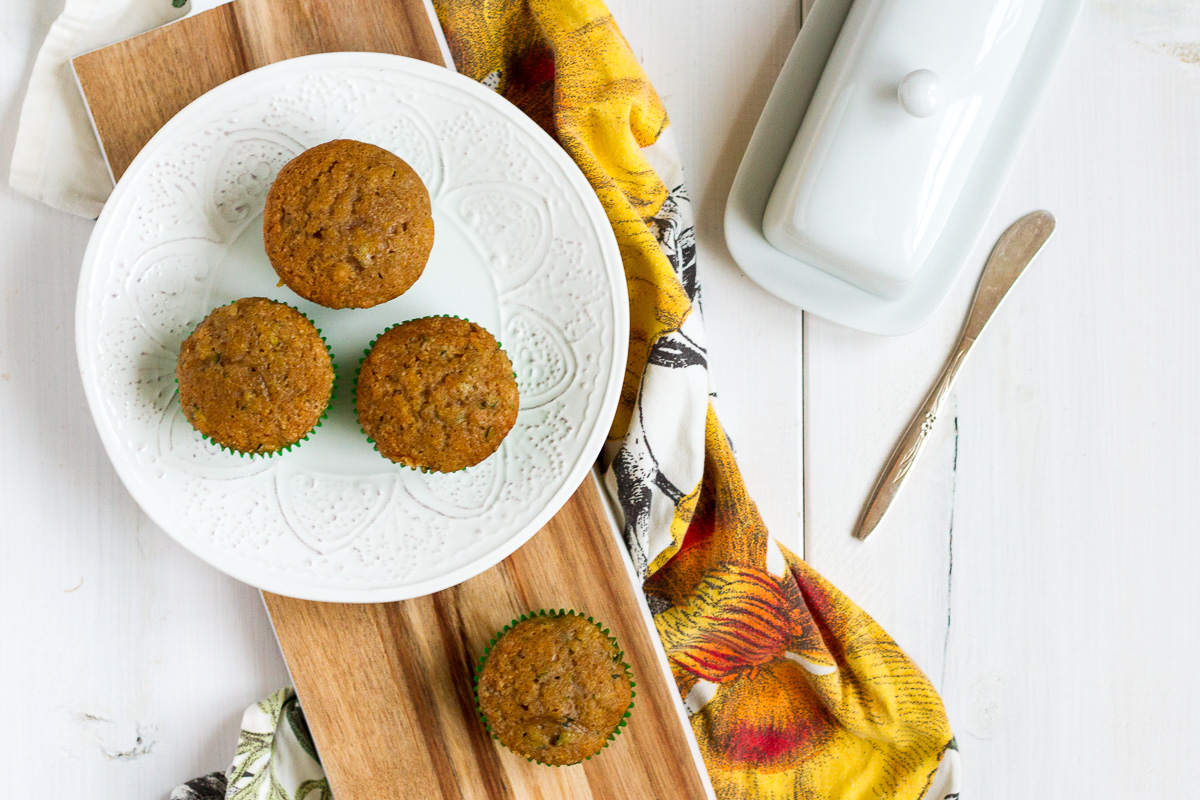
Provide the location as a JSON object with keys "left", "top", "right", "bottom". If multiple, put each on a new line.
{"left": 73, "top": 2, "right": 709, "bottom": 798}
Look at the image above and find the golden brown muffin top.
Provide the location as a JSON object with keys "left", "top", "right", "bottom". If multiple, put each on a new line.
{"left": 263, "top": 139, "right": 434, "bottom": 309}
{"left": 176, "top": 297, "right": 334, "bottom": 454}
{"left": 355, "top": 316, "right": 519, "bottom": 472}
{"left": 477, "top": 613, "right": 632, "bottom": 766}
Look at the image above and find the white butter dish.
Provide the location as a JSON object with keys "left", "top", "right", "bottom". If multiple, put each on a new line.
{"left": 726, "top": 0, "right": 1082, "bottom": 333}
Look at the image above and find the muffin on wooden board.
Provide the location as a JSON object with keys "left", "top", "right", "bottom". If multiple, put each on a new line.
{"left": 475, "top": 610, "right": 635, "bottom": 766}
{"left": 263, "top": 139, "right": 434, "bottom": 309}
{"left": 176, "top": 297, "right": 334, "bottom": 455}
{"left": 355, "top": 316, "right": 518, "bottom": 472}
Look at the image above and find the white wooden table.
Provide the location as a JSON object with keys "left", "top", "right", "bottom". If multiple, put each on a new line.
{"left": 2, "top": 0, "right": 1198, "bottom": 796}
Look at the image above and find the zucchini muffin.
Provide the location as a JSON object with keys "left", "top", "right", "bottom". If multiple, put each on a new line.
{"left": 176, "top": 297, "right": 334, "bottom": 455}
{"left": 475, "top": 611, "right": 634, "bottom": 766}
{"left": 263, "top": 139, "right": 434, "bottom": 309}
{"left": 355, "top": 316, "right": 518, "bottom": 471}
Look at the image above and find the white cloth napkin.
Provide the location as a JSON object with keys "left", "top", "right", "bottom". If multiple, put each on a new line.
{"left": 169, "top": 689, "right": 330, "bottom": 800}
{"left": 9, "top": 0, "right": 182, "bottom": 218}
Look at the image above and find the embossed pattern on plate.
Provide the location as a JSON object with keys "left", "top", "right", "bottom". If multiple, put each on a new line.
{"left": 76, "top": 53, "right": 628, "bottom": 602}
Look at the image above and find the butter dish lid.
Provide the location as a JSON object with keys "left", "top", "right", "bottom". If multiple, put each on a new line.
{"left": 763, "top": 0, "right": 1046, "bottom": 299}
{"left": 726, "top": 0, "right": 1082, "bottom": 333}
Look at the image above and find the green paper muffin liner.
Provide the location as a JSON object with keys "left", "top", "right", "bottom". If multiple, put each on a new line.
{"left": 177, "top": 299, "right": 338, "bottom": 459}
{"left": 353, "top": 314, "right": 516, "bottom": 473}
{"left": 472, "top": 608, "right": 636, "bottom": 767}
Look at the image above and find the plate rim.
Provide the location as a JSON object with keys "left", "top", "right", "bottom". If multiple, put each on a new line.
{"left": 75, "top": 51, "right": 629, "bottom": 602}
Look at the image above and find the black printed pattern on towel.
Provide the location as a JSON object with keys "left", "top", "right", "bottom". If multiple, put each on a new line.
{"left": 169, "top": 773, "right": 227, "bottom": 800}
{"left": 648, "top": 184, "right": 699, "bottom": 305}
{"left": 607, "top": 182, "right": 705, "bottom": 580}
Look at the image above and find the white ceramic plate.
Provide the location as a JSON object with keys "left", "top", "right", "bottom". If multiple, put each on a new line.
{"left": 76, "top": 53, "right": 628, "bottom": 602}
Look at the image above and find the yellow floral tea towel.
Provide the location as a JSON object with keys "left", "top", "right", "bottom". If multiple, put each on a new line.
{"left": 431, "top": 1, "right": 962, "bottom": 798}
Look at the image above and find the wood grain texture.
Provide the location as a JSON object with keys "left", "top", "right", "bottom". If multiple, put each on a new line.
{"left": 72, "top": 0, "right": 442, "bottom": 181}
{"left": 266, "top": 478, "right": 707, "bottom": 800}
{"left": 72, "top": 3, "right": 707, "bottom": 797}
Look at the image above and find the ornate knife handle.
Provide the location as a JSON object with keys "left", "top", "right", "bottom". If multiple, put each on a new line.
{"left": 853, "top": 342, "right": 971, "bottom": 540}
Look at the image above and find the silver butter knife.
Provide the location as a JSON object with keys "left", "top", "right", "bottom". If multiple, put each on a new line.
{"left": 854, "top": 210, "right": 1057, "bottom": 541}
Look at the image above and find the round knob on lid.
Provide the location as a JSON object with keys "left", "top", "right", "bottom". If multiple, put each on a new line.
{"left": 897, "top": 69, "right": 941, "bottom": 118}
